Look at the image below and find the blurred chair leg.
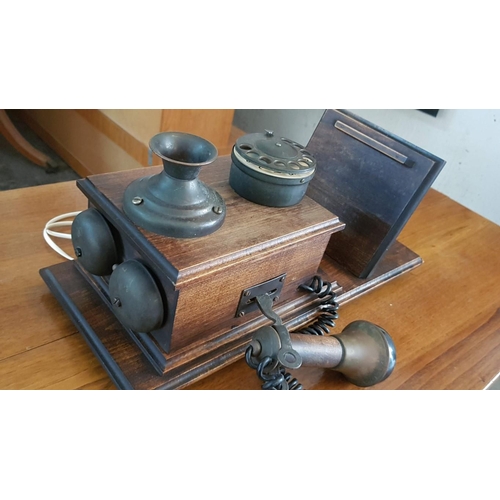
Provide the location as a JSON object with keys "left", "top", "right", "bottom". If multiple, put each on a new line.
{"left": 0, "top": 110, "right": 55, "bottom": 169}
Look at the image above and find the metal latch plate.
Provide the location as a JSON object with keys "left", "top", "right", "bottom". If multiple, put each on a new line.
{"left": 235, "top": 274, "right": 286, "bottom": 318}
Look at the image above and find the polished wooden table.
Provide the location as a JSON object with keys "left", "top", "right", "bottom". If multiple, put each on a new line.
{"left": 1, "top": 180, "right": 500, "bottom": 390}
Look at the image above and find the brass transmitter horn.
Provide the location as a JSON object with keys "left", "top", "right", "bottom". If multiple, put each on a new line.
{"left": 123, "top": 132, "right": 226, "bottom": 238}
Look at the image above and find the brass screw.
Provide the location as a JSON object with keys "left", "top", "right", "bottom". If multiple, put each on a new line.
{"left": 213, "top": 206, "right": 223, "bottom": 214}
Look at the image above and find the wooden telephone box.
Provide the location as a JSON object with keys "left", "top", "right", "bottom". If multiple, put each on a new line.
{"left": 40, "top": 110, "right": 445, "bottom": 389}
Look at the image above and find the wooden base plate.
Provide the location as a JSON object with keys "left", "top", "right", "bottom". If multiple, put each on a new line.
{"left": 40, "top": 241, "right": 421, "bottom": 390}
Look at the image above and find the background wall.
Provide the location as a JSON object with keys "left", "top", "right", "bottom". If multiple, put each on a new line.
{"left": 101, "top": 109, "right": 162, "bottom": 145}
{"left": 233, "top": 109, "right": 500, "bottom": 226}
{"left": 234, "top": 110, "right": 324, "bottom": 147}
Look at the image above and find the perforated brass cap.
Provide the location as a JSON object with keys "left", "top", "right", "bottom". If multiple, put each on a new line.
{"left": 233, "top": 130, "right": 316, "bottom": 180}
{"left": 230, "top": 131, "right": 317, "bottom": 207}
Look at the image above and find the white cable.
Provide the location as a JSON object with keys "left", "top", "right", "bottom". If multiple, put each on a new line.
{"left": 43, "top": 211, "right": 82, "bottom": 260}
{"left": 45, "top": 221, "right": 73, "bottom": 239}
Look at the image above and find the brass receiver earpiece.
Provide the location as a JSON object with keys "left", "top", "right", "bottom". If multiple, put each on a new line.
{"left": 249, "top": 320, "right": 396, "bottom": 387}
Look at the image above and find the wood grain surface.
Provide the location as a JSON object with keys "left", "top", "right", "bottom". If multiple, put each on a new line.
{"left": 1, "top": 180, "right": 500, "bottom": 389}
{"left": 85, "top": 158, "right": 343, "bottom": 282}
{"left": 307, "top": 109, "right": 445, "bottom": 279}
{"left": 160, "top": 110, "right": 235, "bottom": 155}
{"left": 78, "top": 158, "right": 344, "bottom": 354}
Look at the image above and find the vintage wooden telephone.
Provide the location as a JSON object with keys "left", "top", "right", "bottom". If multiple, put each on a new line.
{"left": 40, "top": 110, "right": 445, "bottom": 390}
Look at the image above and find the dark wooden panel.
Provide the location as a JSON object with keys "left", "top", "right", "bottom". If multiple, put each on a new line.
{"left": 306, "top": 109, "right": 446, "bottom": 279}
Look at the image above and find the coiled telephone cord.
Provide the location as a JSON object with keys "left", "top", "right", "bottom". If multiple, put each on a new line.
{"left": 297, "top": 275, "right": 340, "bottom": 335}
{"left": 245, "top": 275, "right": 340, "bottom": 390}
{"left": 245, "top": 348, "right": 303, "bottom": 390}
